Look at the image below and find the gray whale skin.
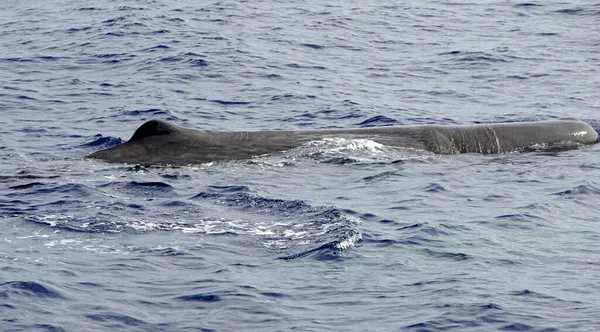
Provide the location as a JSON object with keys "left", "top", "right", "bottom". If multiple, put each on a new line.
{"left": 87, "top": 119, "right": 599, "bottom": 165}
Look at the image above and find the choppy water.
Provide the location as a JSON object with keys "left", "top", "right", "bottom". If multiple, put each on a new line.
{"left": 2, "top": 1, "right": 600, "bottom": 331}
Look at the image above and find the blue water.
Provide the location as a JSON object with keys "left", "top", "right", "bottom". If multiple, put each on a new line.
{"left": 2, "top": 1, "right": 600, "bottom": 331}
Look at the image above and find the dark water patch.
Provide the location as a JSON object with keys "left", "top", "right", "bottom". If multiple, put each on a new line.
{"left": 392, "top": 222, "right": 453, "bottom": 237}
{"left": 389, "top": 199, "right": 423, "bottom": 210}
{"left": 100, "top": 181, "right": 174, "bottom": 196}
{"left": 442, "top": 51, "right": 508, "bottom": 64}
{"left": 176, "top": 293, "right": 222, "bottom": 302}
{"left": 0, "top": 199, "right": 34, "bottom": 215}
{"left": 0, "top": 171, "right": 59, "bottom": 182}
{"left": 159, "top": 200, "right": 190, "bottom": 208}
{"left": 403, "top": 300, "right": 513, "bottom": 330}
{"left": 363, "top": 237, "right": 400, "bottom": 247}
{"left": 478, "top": 303, "right": 503, "bottom": 310}
{"left": 158, "top": 52, "right": 208, "bottom": 67}
{"left": 320, "top": 156, "right": 360, "bottom": 164}
{"left": 9, "top": 182, "right": 45, "bottom": 190}
{"left": 378, "top": 219, "right": 400, "bottom": 225}
{"left": 364, "top": 225, "right": 437, "bottom": 245}
{"left": 286, "top": 63, "right": 327, "bottom": 70}
{"left": 507, "top": 75, "right": 528, "bottom": 80}
{"left": 428, "top": 90, "right": 468, "bottom": 99}
{"left": 81, "top": 135, "right": 123, "bottom": 149}
{"left": 159, "top": 56, "right": 182, "bottom": 63}
{"left": 509, "top": 289, "right": 554, "bottom": 299}
{"left": 494, "top": 213, "right": 543, "bottom": 222}
{"left": 499, "top": 323, "right": 534, "bottom": 331}
{"left": 207, "top": 185, "right": 249, "bottom": 193}
{"left": 31, "top": 324, "right": 68, "bottom": 332}
{"left": 271, "top": 93, "right": 316, "bottom": 101}
{"left": 551, "top": 184, "right": 600, "bottom": 197}
{"left": 46, "top": 99, "right": 67, "bottom": 104}
{"left": 347, "top": 211, "right": 374, "bottom": 221}
{"left": 121, "top": 108, "right": 173, "bottom": 117}
{"left": 514, "top": 3, "right": 543, "bottom": 7}
{"left": 281, "top": 108, "right": 362, "bottom": 124}
{"left": 118, "top": 6, "right": 146, "bottom": 11}
{"left": 124, "top": 202, "right": 144, "bottom": 209}
{"left": 498, "top": 179, "right": 543, "bottom": 184}
{"left": 0, "top": 57, "right": 34, "bottom": 63}
{"left": 390, "top": 205, "right": 417, "bottom": 211}
{"left": 423, "top": 248, "right": 471, "bottom": 261}
{"left": 38, "top": 56, "right": 63, "bottom": 61}
{"left": 363, "top": 171, "right": 403, "bottom": 182}
{"left": 419, "top": 224, "right": 452, "bottom": 236}
{"left": 102, "top": 16, "right": 129, "bottom": 25}
{"left": 440, "top": 50, "right": 461, "bottom": 55}
{"left": 209, "top": 99, "right": 250, "bottom": 105}
{"left": 404, "top": 321, "right": 443, "bottom": 330}
{"left": 407, "top": 277, "right": 459, "bottom": 287}
{"left": 397, "top": 235, "right": 440, "bottom": 246}
{"left": 529, "top": 73, "right": 550, "bottom": 78}
{"left": 177, "top": 73, "right": 201, "bottom": 81}
{"left": 482, "top": 194, "right": 514, "bottom": 202}
{"left": 140, "top": 44, "right": 170, "bottom": 52}
{"left": 461, "top": 54, "right": 506, "bottom": 63}
{"left": 0, "top": 281, "right": 64, "bottom": 299}
{"left": 357, "top": 115, "right": 398, "bottom": 127}
{"left": 580, "top": 163, "right": 600, "bottom": 170}
{"left": 261, "top": 291, "right": 286, "bottom": 298}
{"left": 301, "top": 43, "right": 325, "bottom": 49}
{"left": 85, "top": 312, "right": 147, "bottom": 326}
{"left": 94, "top": 53, "right": 137, "bottom": 64}
{"left": 167, "top": 17, "right": 185, "bottom": 23}
{"left": 188, "top": 58, "right": 208, "bottom": 66}
{"left": 555, "top": 8, "right": 584, "bottom": 15}
{"left": 130, "top": 245, "right": 189, "bottom": 256}
{"left": 439, "top": 223, "right": 470, "bottom": 233}
{"left": 424, "top": 183, "right": 447, "bottom": 193}
{"left": 151, "top": 247, "right": 188, "bottom": 256}
{"left": 16, "top": 95, "right": 37, "bottom": 101}
{"left": 7, "top": 183, "right": 92, "bottom": 198}
{"left": 159, "top": 172, "right": 192, "bottom": 180}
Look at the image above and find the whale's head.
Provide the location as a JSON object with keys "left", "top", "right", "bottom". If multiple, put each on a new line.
{"left": 87, "top": 120, "right": 194, "bottom": 165}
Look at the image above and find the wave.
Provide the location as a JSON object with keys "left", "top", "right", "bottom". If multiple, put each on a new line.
{"left": 8, "top": 179, "right": 362, "bottom": 259}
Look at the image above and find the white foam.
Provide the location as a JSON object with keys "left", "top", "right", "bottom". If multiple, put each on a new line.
{"left": 335, "top": 232, "right": 363, "bottom": 250}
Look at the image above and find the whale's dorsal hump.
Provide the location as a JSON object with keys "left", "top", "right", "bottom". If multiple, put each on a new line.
{"left": 128, "top": 120, "right": 181, "bottom": 142}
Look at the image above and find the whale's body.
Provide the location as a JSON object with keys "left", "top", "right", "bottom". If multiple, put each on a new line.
{"left": 87, "top": 119, "right": 598, "bottom": 165}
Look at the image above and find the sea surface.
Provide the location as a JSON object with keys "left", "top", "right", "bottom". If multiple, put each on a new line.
{"left": 1, "top": 1, "right": 600, "bottom": 331}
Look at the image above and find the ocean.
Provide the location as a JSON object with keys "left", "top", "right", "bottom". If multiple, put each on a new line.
{"left": 1, "top": 1, "right": 600, "bottom": 331}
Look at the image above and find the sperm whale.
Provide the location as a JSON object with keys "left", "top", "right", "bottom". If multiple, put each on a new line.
{"left": 86, "top": 119, "right": 599, "bottom": 165}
